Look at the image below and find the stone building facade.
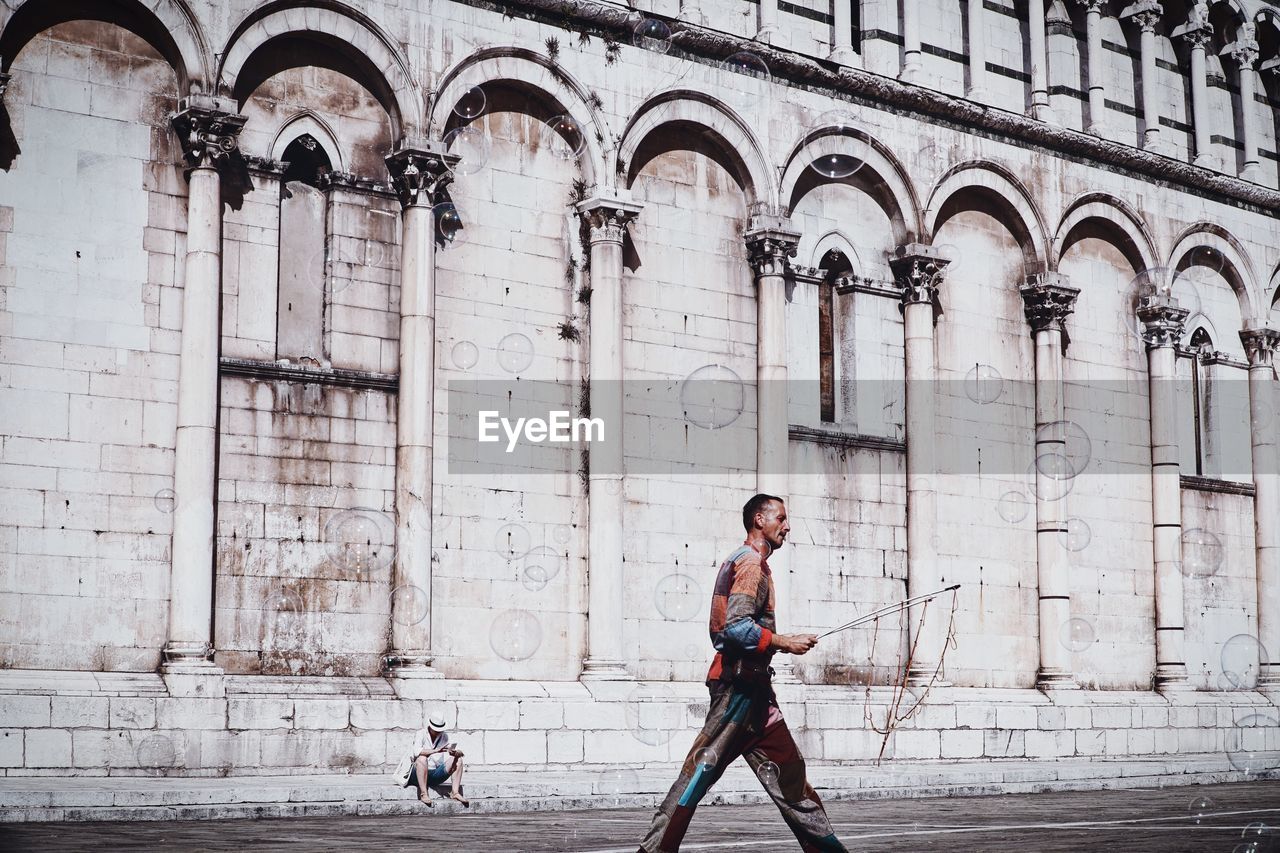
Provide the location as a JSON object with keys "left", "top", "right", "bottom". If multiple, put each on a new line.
{"left": 0, "top": 0, "right": 1278, "bottom": 779}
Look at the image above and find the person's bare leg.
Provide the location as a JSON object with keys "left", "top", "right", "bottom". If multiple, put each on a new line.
{"left": 449, "top": 759, "right": 468, "bottom": 806}
{"left": 414, "top": 756, "right": 433, "bottom": 805}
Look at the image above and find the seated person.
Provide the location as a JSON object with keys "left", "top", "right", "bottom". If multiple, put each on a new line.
{"left": 393, "top": 711, "right": 468, "bottom": 807}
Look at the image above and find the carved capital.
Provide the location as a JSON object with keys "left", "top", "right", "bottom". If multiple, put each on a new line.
{"left": 744, "top": 229, "right": 800, "bottom": 278}
{"left": 889, "top": 243, "right": 951, "bottom": 307}
{"left": 385, "top": 141, "right": 458, "bottom": 208}
{"left": 1020, "top": 273, "right": 1080, "bottom": 333}
{"left": 1177, "top": 25, "right": 1213, "bottom": 50}
{"left": 577, "top": 193, "right": 643, "bottom": 245}
{"left": 1137, "top": 293, "right": 1190, "bottom": 348}
{"left": 1240, "top": 327, "right": 1280, "bottom": 369}
{"left": 1224, "top": 25, "right": 1260, "bottom": 70}
{"left": 1122, "top": 0, "right": 1164, "bottom": 32}
{"left": 1076, "top": 0, "right": 1108, "bottom": 13}
{"left": 170, "top": 95, "right": 246, "bottom": 168}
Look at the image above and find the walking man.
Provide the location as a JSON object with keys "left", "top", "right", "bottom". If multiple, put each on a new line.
{"left": 637, "top": 494, "right": 847, "bottom": 852}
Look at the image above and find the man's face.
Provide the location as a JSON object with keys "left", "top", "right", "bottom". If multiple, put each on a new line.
{"left": 756, "top": 500, "right": 790, "bottom": 550}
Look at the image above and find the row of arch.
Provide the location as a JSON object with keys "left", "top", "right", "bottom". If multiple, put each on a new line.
{"left": 2, "top": 0, "right": 1277, "bottom": 323}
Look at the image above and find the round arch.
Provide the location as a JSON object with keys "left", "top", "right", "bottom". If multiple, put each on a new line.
{"left": 779, "top": 127, "right": 921, "bottom": 246}
{"left": 808, "top": 230, "right": 864, "bottom": 275}
{"left": 0, "top": 0, "right": 212, "bottom": 92}
{"left": 618, "top": 90, "right": 777, "bottom": 210}
{"left": 1167, "top": 223, "right": 1258, "bottom": 324}
{"left": 925, "top": 161, "right": 1049, "bottom": 271}
{"left": 430, "top": 47, "right": 607, "bottom": 189}
{"left": 218, "top": 1, "right": 419, "bottom": 140}
{"left": 271, "top": 111, "right": 345, "bottom": 173}
{"left": 1182, "top": 314, "right": 1222, "bottom": 349}
{"left": 1053, "top": 192, "right": 1159, "bottom": 273}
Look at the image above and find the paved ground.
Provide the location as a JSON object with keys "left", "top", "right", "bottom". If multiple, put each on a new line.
{"left": 2, "top": 780, "right": 1277, "bottom": 851}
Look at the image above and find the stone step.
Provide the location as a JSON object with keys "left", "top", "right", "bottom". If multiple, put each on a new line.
{"left": 0, "top": 754, "right": 1272, "bottom": 823}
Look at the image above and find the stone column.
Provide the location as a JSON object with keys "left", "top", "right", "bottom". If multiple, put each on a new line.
{"left": 1020, "top": 274, "right": 1081, "bottom": 690}
{"left": 1138, "top": 290, "right": 1191, "bottom": 691}
{"left": 966, "top": 0, "right": 988, "bottom": 99}
{"left": 1240, "top": 328, "right": 1280, "bottom": 686}
{"left": 1225, "top": 26, "right": 1261, "bottom": 182}
{"left": 889, "top": 244, "right": 951, "bottom": 686}
{"left": 1174, "top": 7, "right": 1217, "bottom": 169}
{"left": 745, "top": 217, "right": 800, "bottom": 680}
{"left": 1079, "top": 0, "right": 1109, "bottom": 133}
{"left": 577, "top": 193, "right": 642, "bottom": 681}
{"left": 162, "top": 96, "right": 245, "bottom": 682}
{"left": 901, "top": 0, "right": 923, "bottom": 83}
{"left": 829, "top": 0, "right": 859, "bottom": 66}
{"left": 1123, "top": 1, "right": 1167, "bottom": 153}
{"left": 384, "top": 142, "right": 457, "bottom": 680}
{"left": 1029, "top": 0, "right": 1058, "bottom": 122}
{"left": 757, "top": 0, "right": 779, "bottom": 44}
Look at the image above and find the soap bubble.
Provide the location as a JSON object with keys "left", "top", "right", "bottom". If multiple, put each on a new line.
{"left": 391, "top": 584, "right": 429, "bottom": 625}
{"left": 597, "top": 766, "right": 638, "bottom": 795}
{"left": 625, "top": 685, "right": 683, "bottom": 746}
{"left": 494, "top": 522, "right": 531, "bottom": 561}
{"left": 807, "top": 112, "right": 864, "bottom": 180}
{"left": 553, "top": 524, "right": 573, "bottom": 545}
{"left": 433, "top": 202, "right": 466, "bottom": 247}
{"left": 757, "top": 760, "right": 780, "bottom": 786}
{"left": 718, "top": 51, "right": 771, "bottom": 109}
{"left": 1241, "top": 821, "right": 1276, "bottom": 844}
{"left": 497, "top": 333, "right": 534, "bottom": 374}
{"left": 521, "top": 565, "right": 549, "bottom": 591}
{"left": 453, "top": 86, "right": 487, "bottom": 120}
{"left": 1060, "top": 617, "right": 1095, "bottom": 652}
{"left": 136, "top": 734, "right": 177, "bottom": 770}
{"left": 1027, "top": 459, "right": 1074, "bottom": 502}
{"left": 443, "top": 126, "right": 491, "bottom": 177}
{"left": 1059, "top": 517, "right": 1092, "bottom": 552}
{"left": 1189, "top": 794, "right": 1216, "bottom": 825}
{"left": 324, "top": 508, "right": 395, "bottom": 576}
{"left": 523, "top": 545, "right": 564, "bottom": 583}
{"left": 1180, "top": 528, "right": 1224, "bottom": 579}
{"left": 1228, "top": 716, "right": 1280, "bottom": 778}
{"left": 450, "top": 340, "right": 479, "bottom": 370}
{"left": 1035, "top": 420, "right": 1091, "bottom": 480}
{"left": 633, "top": 18, "right": 672, "bottom": 53}
{"left": 654, "top": 573, "right": 702, "bottom": 621}
{"left": 963, "top": 363, "right": 1004, "bottom": 405}
{"left": 154, "top": 488, "right": 175, "bottom": 513}
{"left": 267, "top": 587, "right": 305, "bottom": 615}
{"left": 997, "top": 490, "right": 1030, "bottom": 523}
{"left": 489, "top": 609, "right": 542, "bottom": 661}
{"left": 1221, "top": 634, "right": 1269, "bottom": 689}
{"left": 543, "top": 114, "right": 587, "bottom": 160}
{"left": 680, "top": 364, "right": 745, "bottom": 429}
{"left": 694, "top": 747, "right": 718, "bottom": 770}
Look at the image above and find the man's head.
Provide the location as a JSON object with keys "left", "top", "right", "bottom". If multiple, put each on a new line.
{"left": 742, "top": 493, "right": 789, "bottom": 550}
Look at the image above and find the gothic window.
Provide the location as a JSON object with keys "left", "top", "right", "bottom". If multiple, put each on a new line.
{"left": 818, "top": 248, "right": 853, "bottom": 423}
{"left": 276, "top": 134, "right": 332, "bottom": 362}
{"left": 1177, "top": 326, "right": 1214, "bottom": 476}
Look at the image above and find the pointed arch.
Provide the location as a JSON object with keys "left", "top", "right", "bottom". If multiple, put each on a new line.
{"left": 617, "top": 90, "right": 777, "bottom": 210}
{"left": 0, "top": 0, "right": 212, "bottom": 92}
{"left": 429, "top": 47, "right": 607, "bottom": 189}
{"left": 808, "top": 230, "right": 864, "bottom": 275}
{"left": 1053, "top": 191, "right": 1159, "bottom": 273}
{"left": 271, "top": 111, "right": 345, "bottom": 173}
{"left": 779, "top": 127, "right": 921, "bottom": 245}
{"left": 1167, "top": 223, "right": 1258, "bottom": 324}
{"left": 924, "top": 161, "right": 1049, "bottom": 271}
{"left": 219, "top": 1, "right": 420, "bottom": 140}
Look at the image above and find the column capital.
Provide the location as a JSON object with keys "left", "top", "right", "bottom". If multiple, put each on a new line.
{"left": 1020, "top": 272, "right": 1080, "bottom": 333}
{"left": 1121, "top": 0, "right": 1163, "bottom": 31}
{"left": 1240, "top": 327, "right": 1280, "bottom": 368}
{"left": 889, "top": 243, "right": 951, "bottom": 306}
{"left": 1075, "top": 0, "right": 1108, "bottom": 12}
{"left": 385, "top": 140, "right": 458, "bottom": 208}
{"left": 170, "top": 94, "right": 246, "bottom": 168}
{"left": 577, "top": 192, "right": 643, "bottom": 245}
{"left": 1223, "top": 25, "right": 1260, "bottom": 70}
{"left": 1172, "top": 4, "right": 1213, "bottom": 47}
{"left": 1137, "top": 293, "right": 1190, "bottom": 348}
{"left": 743, "top": 216, "right": 800, "bottom": 278}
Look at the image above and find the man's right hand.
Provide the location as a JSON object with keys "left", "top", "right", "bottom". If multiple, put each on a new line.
{"left": 772, "top": 633, "right": 819, "bottom": 655}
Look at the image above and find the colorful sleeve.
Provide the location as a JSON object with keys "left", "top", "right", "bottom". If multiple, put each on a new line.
{"left": 721, "top": 556, "right": 773, "bottom": 653}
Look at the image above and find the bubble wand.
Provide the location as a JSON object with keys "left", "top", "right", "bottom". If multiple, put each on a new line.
{"left": 816, "top": 584, "right": 961, "bottom": 640}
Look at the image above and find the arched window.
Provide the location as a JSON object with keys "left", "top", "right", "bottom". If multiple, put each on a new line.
{"left": 818, "top": 247, "right": 853, "bottom": 423}
{"left": 276, "top": 134, "right": 332, "bottom": 362}
{"left": 1186, "top": 326, "right": 1214, "bottom": 475}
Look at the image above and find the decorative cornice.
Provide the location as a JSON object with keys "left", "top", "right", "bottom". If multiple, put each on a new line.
{"left": 1180, "top": 474, "right": 1255, "bottom": 497}
{"left": 1240, "top": 327, "right": 1280, "bottom": 369}
{"left": 577, "top": 193, "right": 643, "bottom": 245}
{"left": 170, "top": 95, "right": 246, "bottom": 168}
{"left": 219, "top": 357, "right": 399, "bottom": 392}
{"left": 789, "top": 424, "right": 905, "bottom": 453}
{"left": 1020, "top": 272, "right": 1080, "bottom": 334}
{"left": 385, "top": 141, "right": 458, "bottom": 208}
{"left": 889, "top": 243, "right": 950, "bottom": 308}
{"left": 1137, "top": 293, "right": 1190, "bottom": 348}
